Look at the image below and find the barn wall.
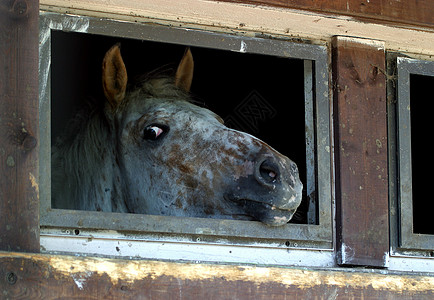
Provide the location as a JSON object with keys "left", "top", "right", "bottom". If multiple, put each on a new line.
{"left": 1, "top": 0, "right": 434, "bottom": 298}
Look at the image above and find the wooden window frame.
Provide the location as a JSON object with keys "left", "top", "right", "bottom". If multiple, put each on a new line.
{"left": 38, "top": 12, "right": 334, "bottom": 261}
{"left": 389, "top": 56, "right": 434, "bottom": 253}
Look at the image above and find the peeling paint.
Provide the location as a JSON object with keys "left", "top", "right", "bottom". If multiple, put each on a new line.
{"left": 239, "top": 40, "right": 247, "bottom": 53}
{"left": 338, "top": 36, "right": 384, "bottom": 51}
{"left": 71, "top": 271, "right": 93, "bottom": 290}
{"left": 2, "top": 252, "right": 434, "bottom": 293}
{"left": 383, "top": 252, "right": 390, "bottom": 268}
{"left": 29, "top": 172, "right": 39, "bottom": 196}
{"left": 340, "top": 243, "right": 355, "bottom": 263}
{"left": 32, "top": 253, "right": 432, "bottom": 292}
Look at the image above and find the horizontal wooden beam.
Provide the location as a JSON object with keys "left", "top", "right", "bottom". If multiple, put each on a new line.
{"left": 40, "top": 0, "right": 434, "bottom": 57}
{"left": 217, "top": 0, "right": 434, "bottom": 29}
{"left": 1, "top": 252, "right": 433, "bottom": 298}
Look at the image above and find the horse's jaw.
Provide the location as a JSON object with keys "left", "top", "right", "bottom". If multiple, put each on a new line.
{"left": 224, "top": 190, "right": 302, "bottom": 227}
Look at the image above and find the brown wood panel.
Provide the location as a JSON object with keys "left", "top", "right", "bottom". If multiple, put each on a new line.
{"left": 216, "top": 0, "right": 434, "bottom": 28}
{"left": 1, "top": 252, "right": 433, "bottom": 299}
{"left": 0, "top": 0, "right": 40, "bottom": 252}
{"left": 332, "top": 36, "right": 388, "bottom": 267}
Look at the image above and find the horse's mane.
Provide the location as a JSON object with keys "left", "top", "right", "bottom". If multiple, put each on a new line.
{"left": 51, "top": 99, "right": 115, "bottom": 210}
{"left": 51, "top": 74, "right": 190, "bottom": 212}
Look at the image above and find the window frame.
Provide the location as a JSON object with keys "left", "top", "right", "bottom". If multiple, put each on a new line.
{"left": 389, "top": 56, "right": 434, "bottom": 253}
{"left": 39, "top": 12, "right": 334, "bottom": 258}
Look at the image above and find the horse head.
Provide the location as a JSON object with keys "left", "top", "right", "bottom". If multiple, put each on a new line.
{"left": 93, "top": 44, "right": 303, "bottom": 226}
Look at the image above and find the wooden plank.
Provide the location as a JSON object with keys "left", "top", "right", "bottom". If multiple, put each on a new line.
{"left": 1, "top": 252, "right": 433, "bottom": 299}
{"left": 39, "top": 0, "right": 434, "bottom": 57}
{"left": 217, "top": 0, "right": 434, "bottom": 28}
{"left": 332, "top": 36, "right": 389, "bottom": 267}
{"left": 0, "top": 0, "right": 40, "bottom": 252}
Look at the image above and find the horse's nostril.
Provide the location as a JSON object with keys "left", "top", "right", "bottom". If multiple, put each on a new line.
{"left": 257, "top": 159, "right": 279, "bottom": 185}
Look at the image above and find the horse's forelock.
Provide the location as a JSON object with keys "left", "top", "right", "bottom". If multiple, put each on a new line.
{"left": 137, "top": 77, "right": 190, "bottom": 101}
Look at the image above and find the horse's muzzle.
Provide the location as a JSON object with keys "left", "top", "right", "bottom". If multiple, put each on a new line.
{"left": 226, "top": 153, "right": 303, "bottom": 226}
{"left": 255, "top": 155, "right": 303, "bottom": 210}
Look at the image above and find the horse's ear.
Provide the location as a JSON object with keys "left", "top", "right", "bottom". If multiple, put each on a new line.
{"left": 102, "top": 43, "right": 128, "bottom": 111}
{"left": 175, "top": 48, "right": 194, "bottom": 92}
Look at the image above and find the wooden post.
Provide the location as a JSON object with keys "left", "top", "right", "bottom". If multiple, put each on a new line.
{"left": 0, "top": 0, "right": 40, "bottom": 252}
{"left": 332, "top": 36, "right": 389, "bottom": 267}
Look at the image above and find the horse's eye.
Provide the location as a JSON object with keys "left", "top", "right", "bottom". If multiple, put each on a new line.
{"left": 143, "top": 125, "right": 167, "bottom": 140}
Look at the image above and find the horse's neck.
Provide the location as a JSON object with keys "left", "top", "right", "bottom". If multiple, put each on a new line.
{"left": 51, "top": 113, "right": 128, "bottom": 213}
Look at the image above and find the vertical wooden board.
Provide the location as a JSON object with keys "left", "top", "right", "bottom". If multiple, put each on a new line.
{"left": 332, "top": 36, "right": 388, "bottom": 267}
{"left": 0, "top": 0, "right": 40, "bottom": 252}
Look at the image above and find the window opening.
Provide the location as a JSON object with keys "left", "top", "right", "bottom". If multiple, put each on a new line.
{"left": 393, "top": 56, "right": 434, "bottom": 253}
{"left": 39, "top": 13, "right": 332, "bottom": 255}
{"left": 409, "top": 74, "right": 434, "bottom": 235}
{"left": 50, "top": 30, "right": 309, "bottom": 224}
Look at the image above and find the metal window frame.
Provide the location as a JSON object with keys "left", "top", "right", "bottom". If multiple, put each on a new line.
{"left": 39, "top": 12, "right": 333, "bottom": 258}
{"left": 391, "top": 56, "right": 434, "bottom": 252}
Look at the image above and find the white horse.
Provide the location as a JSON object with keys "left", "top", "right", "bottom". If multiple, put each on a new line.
{"left": 52, "top": 44, "right": 303, "bottom": 226}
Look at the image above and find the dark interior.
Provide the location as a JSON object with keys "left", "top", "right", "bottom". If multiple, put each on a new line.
{"left": 410, "top": 74, "right": 434, "bottom": 234}
{"left": 51, "top": 31, "right": 311, "bottom": 224}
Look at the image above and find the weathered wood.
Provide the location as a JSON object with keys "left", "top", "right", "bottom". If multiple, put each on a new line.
{"left": 0, "top": 0, "right": 40, "bottom": 252}
{"left": 1, "top": 252, "right": 433, "bottom": 299}
{"left": 332, "top": 36, "right": 389, "bottom": 267}
{"left": 218, "top": 0, "right": 434, "bottom": 28}
{"left": 39, "top": 0, "right": 434, "bottom": 57}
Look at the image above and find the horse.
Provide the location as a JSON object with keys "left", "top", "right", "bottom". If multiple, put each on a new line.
{"left": 51, "top": 44, "right": 303, "bottom": 226}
